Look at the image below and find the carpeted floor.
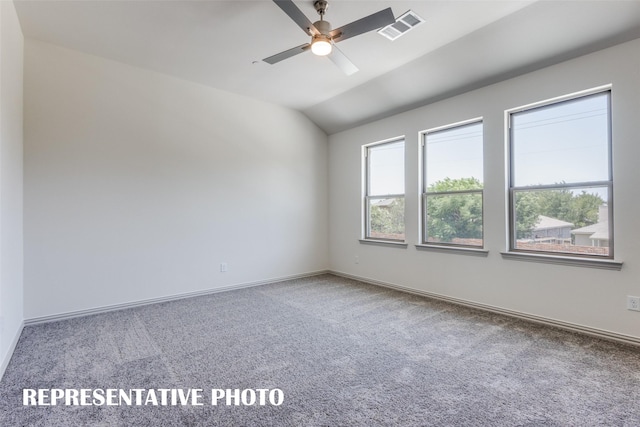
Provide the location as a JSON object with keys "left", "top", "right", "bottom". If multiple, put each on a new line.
{"left": 1, "top": 274, "right": 639, "bottom": 426}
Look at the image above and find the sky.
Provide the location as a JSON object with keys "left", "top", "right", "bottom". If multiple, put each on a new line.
{"left": 368, "top": 91, "right": 610, "bottom": 200}
{"left": 511, "top": 92, "right": 609, "bottom": 188}
{"left": 426, "top": 121, "right": 483, "bottom": 186}
{"left": 369, "top": 140, "right": 404, "bottom": 196}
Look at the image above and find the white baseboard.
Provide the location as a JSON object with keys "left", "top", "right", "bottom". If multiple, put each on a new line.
{"left": 25, "top": 270, "right": 330, "bottom": 326}
{"left": 0, "top": 320, "right": 24, "bottom": 381}
{"left": 330, "top": 270, "right": 640, "bottom": 347}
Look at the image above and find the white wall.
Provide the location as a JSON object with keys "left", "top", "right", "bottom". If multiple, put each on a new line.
{"left": 24, "top": 40, "right": 329, "bottom": 319}
{"left": 329, "top": 38, "right": 640, "bottom": 340}
{"left": 0, "top": 0, "right": 25, "bottom": 372}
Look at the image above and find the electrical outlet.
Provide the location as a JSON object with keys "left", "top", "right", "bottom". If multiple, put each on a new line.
{"left": 355, "top": 255, "right": 359, "bottom": 264}
{"left": 627, "top": 296, "right": 640, "bottom": 311}
{"left": 220, "top": 262, "right": 228, "bottom": 273}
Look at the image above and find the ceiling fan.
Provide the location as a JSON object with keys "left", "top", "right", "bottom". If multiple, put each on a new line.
{"left": 263, "top": 0, "right": 395, "bottom": 75}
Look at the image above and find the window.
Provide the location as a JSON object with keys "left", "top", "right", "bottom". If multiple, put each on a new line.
{"left": 364, "top": 138, "right": 405, "bottom": 241}
{"left": 508, "top": 89, "right": 613, "bottom": 258}
{"left": 422, "top": 120, "right": 484, "bottom": 247}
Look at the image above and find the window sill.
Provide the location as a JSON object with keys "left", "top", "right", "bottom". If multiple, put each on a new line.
{"left": 415, "top": 244, "right": 489, "bottom": 257}
{"left": 359, "top": 239, "right": 408, "bottom": 248}
{"left": 500, "top": 251, "right": 622, "bottom": 270}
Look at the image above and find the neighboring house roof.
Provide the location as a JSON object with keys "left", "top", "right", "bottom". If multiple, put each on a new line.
{"left": 572, "top": 221, "right": 609, "bottom": 241}
{"left": 589, "top": 231, "right": 609, "bottom": 241}
{"left": 534, "top": 215, "right": 574, "bottom": 231}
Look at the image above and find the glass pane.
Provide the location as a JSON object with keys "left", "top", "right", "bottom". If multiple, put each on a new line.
{"left": 426, "top": 193, "right": 483, "bottom": 246}
{"left": 511, "top": 92, "right": 609, "bottom": 187}
{"left": 368, "top": 140, "right": 404, "bottom": 196}
{"left": 426, "top": 122, "right": 483, "bottom": 188}
{"left": 513, "top": 186, "right": 609, "bottom": 256}
{"left": 368, "top": 197, "right": 405, "bottom": 241}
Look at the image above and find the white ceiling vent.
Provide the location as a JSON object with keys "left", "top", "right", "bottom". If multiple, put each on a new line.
{"left": 377, "top": 10, "right": 425, "bottom": 41}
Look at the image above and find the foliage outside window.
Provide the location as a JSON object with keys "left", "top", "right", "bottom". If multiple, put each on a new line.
{"left": 423, "top": 121, "right": 484, "bottom": 247}
{"left": 364, "top": 139, "right": 405, "bottom": 241}
{"left": 508, "top": 90, "right": 613, "bottom": 257}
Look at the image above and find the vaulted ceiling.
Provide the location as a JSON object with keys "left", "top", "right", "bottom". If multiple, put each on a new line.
{"left": 14, "top": 1, "right": 640, "bottom": 134}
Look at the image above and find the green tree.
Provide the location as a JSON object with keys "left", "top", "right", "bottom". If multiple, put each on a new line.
{"left": 513, "top": 191, "right": 542, "bottom": 239}
{"left": 537, "top": 188, "right": 573, "bottom": 222}
{"left": 515, "top": 187, "right": 604, "bottom": 239}
{"left": 370, "top": 198, "right": 405, "bottom": 238}
{"left": 569, "top": 191, "right": 604, "bottom": 228}
{"left": 426, "top": 178, "right": 483, "bottom": 242}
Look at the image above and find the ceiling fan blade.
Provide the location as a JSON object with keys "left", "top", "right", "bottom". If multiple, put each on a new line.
{"left": 273, "top": 0, "right": 318, "bottom": 36}
{"left": 330, "top": 7, "right": 395, "bottom": 43}
{"left": 327, "top": 44, "right": 359, "bottom": 76}
{"left": 263, "top": 43, "right": 311, "bottom": 64}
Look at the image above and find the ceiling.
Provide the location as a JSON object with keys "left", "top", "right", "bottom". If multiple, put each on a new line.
{"left": 14, "top": 1, "right": 640, "bottom": 134}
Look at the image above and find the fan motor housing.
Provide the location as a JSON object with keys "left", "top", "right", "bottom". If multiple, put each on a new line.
{"left": 313, "top": 19, "right": 331, "bottom": 36}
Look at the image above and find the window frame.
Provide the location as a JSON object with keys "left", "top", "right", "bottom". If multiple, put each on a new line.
{"left": 506, "top": 87, "right": 614, "bottom": 260}
{"left": 420, "top": 118, "right": 485, "bottom": 249}
{"left": 363, "top": 137, "right": 406, "bottom": 243}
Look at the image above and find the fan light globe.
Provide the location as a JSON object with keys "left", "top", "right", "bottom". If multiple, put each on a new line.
{"left": 311, "top": 36, "right": 332, "bottom": 56}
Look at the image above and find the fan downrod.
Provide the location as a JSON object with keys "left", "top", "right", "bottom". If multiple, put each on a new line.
{"left": 312, "top": 0, "right": 331, "bottom": 36}
{"left": 314, "top": 0, "right": 328, "bottom": 17}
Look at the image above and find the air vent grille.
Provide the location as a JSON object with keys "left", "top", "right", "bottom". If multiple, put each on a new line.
{"left": 377, "top": 10, "right": 425, "bottom": 41}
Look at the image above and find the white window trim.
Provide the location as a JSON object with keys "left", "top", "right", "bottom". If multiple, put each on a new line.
{"left": 362, "top": 136, "right": 406, "bottom": 244}
{"left": 505, "top": 86, "right": 618, "bottom": 265}
{"left": 500, "top": 251, "right": 622, "bottom": 270}
{"left": 419, "top": 118, "right": 485, "bottom": 250}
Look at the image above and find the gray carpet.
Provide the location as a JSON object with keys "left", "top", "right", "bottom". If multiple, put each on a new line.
{"left": 1, "top": 274, "right": 639, "bottom": 426}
